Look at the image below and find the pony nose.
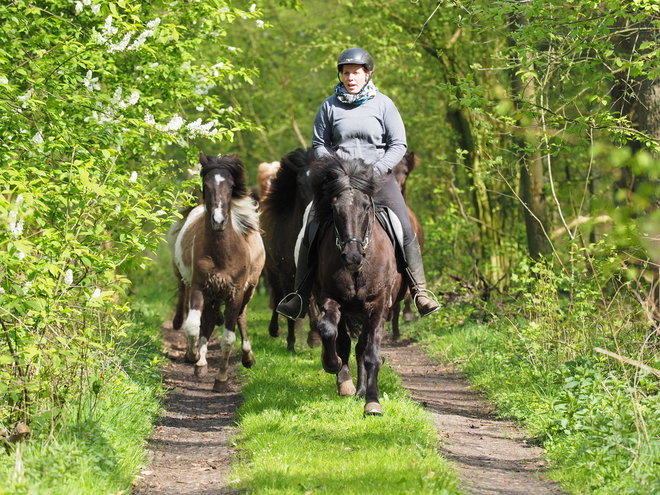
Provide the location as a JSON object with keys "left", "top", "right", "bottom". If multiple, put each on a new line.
{"left": 341, "top": 248, "right": 364, "bottom": 272}
{"left": 212, "top": 207, "right": 228, "bottom": 231}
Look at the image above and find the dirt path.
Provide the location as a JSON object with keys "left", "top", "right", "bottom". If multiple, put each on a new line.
{"left": 133, "top": 321, "right": 242, "bottom": 495}
{"left": 382, "top": 337, "right": 564, "bottom": 495}
{"left": 133, "top": 324, "right": 564, "bottom": 494}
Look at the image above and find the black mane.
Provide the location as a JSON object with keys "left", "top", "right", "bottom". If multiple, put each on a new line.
{"left": 200, "top": 153, "right": 249, "bottom": 199}
{"left": 262, "top": 147, "right": 315, "bottom": 215}
{"left": 311, "top": 155, "right": 382, "bottom": 220}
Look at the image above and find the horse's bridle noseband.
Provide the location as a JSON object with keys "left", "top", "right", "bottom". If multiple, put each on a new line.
{"left": 333, "top": 198, "right": 374, "bottom": 252}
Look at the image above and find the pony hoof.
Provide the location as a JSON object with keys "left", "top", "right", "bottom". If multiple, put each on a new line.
{"left": 403, "top": 312, "right": 415, "bottom": 323}
{"left": 307, "top": 330, "right": 321, "bottom": 348}
{"left": 242, "top": 352, "right": 256, "bottom": 369}
{"left": 213, "top": 379, "right": 230, "bottom": 393}
{"left": 338, "top": 380, "right": 356, "bottom": 397}
{"left": 321, "top": 355, "right": 343, "bottom": 375}
{"left": 185, "top": 351, "right": 199, "bottom": 364}
{"left": 269, "top": 324, "right": 282, "bottom": 338}
{"left": 364, "top": 402, "right": 383, "bottom": 416}
{"left": 194, "top": 364, "right": 207, "bottom": 377}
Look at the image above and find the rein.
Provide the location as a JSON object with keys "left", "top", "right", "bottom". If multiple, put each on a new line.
{"left": 333, "top": 198, "right": 374, "bottom": 252}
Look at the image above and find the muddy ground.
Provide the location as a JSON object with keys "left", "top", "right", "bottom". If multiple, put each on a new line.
{"left": 133, "top": 322, "right": 563, "bottom": 494}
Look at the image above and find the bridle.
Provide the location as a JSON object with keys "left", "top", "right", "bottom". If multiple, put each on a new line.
{"left": 333, "top": 197, "right": 374, "bottom": 252}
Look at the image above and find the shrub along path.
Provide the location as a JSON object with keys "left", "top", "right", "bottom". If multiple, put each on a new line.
{"left": 133, "top": 320, "right": 564, "bottom": 494}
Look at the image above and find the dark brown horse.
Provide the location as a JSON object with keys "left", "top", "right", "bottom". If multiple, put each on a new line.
{"left": 390, "top": 151, "right": 425, "bottom": 338}
{"left": 169, "top": 152, "right": 265, "bottom": 391}
{"left": 311, "top": 156, "right": 406, "bottom": 416}
{"left": 260, "top": 148, "right": 319, "bottom": 351}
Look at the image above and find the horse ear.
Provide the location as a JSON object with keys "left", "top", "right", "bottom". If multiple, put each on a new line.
{"left": 199, "top": 151, "right": 208, "bottom": 166}
{"left": 412, "top": 152, "right": 421, "bottom": 170}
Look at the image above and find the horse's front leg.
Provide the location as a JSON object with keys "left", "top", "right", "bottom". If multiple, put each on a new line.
{"left": 336, "top": 319, "right": 356, "bottom": 396}
{"left": 194, "top": 298, "right": 217, "bottom": 378}
{"left": 183, "top": 286, "right": 204, "bottom": 363}
{"left": 213, "top": 298, "right": 241, "bottom": 392}
{"left": 318, "top": 299, "right": 342, "bottom": 374}
{"left": 356, "top": 312, "right": 386, "bottom": 415}
{"left": 237, "top": 290, "right": 256, "bottom": 369}
{"left": 172, "top": 276, "right": 188, "bottom": 331}
{"left": 307, "top": 297, "right": 321, "bottom": 348}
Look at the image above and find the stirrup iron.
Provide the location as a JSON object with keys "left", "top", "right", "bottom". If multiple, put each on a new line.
{"left": 276, "top": 292, "right": 305, "bottom": 321}
{"left": 413, "top": 289, "right": 441, "bottom": 317}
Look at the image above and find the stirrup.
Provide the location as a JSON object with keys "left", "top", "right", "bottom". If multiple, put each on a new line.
{"left": 276, "top": 292, "right": 306, "bottom": 321}
{"left": 413, "top": 289, "right": 441, "bottom": 317}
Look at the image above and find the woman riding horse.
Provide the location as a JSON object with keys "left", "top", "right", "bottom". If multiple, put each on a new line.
{"left": 277, "top": 47, "right": 440, "bottom": 320}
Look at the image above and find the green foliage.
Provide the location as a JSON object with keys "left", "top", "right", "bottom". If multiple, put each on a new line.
{"left": 0, "top": 0, "right": 264, "bottom": 490}
{"left": 407, "top": 256, "right": 660, "bottom": 494}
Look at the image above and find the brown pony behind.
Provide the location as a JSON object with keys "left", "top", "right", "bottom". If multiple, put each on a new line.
{"left": 310, "top": 155, "right": 406, "bottom": 416}
{"left": 260, "top": 147, "right": 319, "bottom": 351}
{"left": 169, "top": 152, "right": 265, "bottom": 392}
{"left": 390, "top": 151, "right": 425, "bottom": 337}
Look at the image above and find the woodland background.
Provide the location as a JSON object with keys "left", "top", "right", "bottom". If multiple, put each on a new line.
{"left": 1, "top": 0, "right": 659, "bottom": 493}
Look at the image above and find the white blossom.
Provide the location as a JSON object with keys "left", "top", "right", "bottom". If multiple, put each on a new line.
{"left": 64, "top": 269, "right": 74, "bottom": 286}
{"left": 15, "top": 195, "right": 23, "bottom": 207}
{"left": 144, "top": 112, "right": 156, "bottom": 125}
{"left": 32, "top": 131, "right": 43, "bottom": 144}
{"left": 90, "top": 288, "right": 101, "bottom": 299}
{"left": 146, "top": 18, "right": 161, "bottom": 29}
{"left": 75, "top": 1, "right": 83, "bottom": 14}
{"left": 149, "top": 62, "right": 159, "bottom": 68}
{"left": 129, "top": 171, "right": 138, "bottom": 182}
{"left": 16, "top": 250, "right": 25, "bottom": 260}
{"left": 83, "top": 70, "right": 100, "bottom": 91}
{"left": 91, "top": 4, "right": 100, "bottom": 14}
{"left": 9, "top": 218, "right": 23, "bottom": 238}
{"left": 250, "top": 4, "right": 257, "bottom": 12}
{"left": 161, "top": 115, "right": 185, "bottom": 132}
{"left": 0, "top": 287, "right": 5, "bottom": 294}
{"left": 108, "top": 32, "right": 132, "bottom": 53}
{"left": 228, "top": 46, "right": 237, "bottom": 52}
{"left": 115, "top": 204, "right": 121, "bottom": 213}
{"left": 0, "top": 76, "right": 7, "bottom": 84}
{"left": 186, "top": 118, "right": 218, "bottom": 138}
{"left": 127, "top": 91, "right": 140, "bottom": 105}
{"left": 256, "top": 20, "right": 265, "bottom": 28}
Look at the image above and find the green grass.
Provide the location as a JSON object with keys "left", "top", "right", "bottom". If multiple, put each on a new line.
{"left": 0, "top": 253, "right": 169, "bottom": 495}
{"left": 229, "top": 294, "right": 461, "bottom": 494}
{"left": 406, "top": 301, "right": 660, "bottom": 495}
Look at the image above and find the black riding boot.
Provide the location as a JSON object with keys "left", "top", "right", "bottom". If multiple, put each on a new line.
{"left": 276, "top": 227, "right": 315, "bottom": 321}
{"left": 403, "top": 236, "right": 440, "bottom": 317}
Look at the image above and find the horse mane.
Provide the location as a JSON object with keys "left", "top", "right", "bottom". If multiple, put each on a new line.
{"left": 200, "top": 152, "right": 259, "bottom": 235}
{"left": 262, "top": 148, "right": 314, "bottom": 216}
{"left": 311, "top": 155, "right": 382, "bottom": 220}
{"left": 200, "top": 153, "right": 249, "bottom": 200}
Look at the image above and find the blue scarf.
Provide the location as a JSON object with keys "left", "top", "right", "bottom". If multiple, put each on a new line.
{"left": 334, "top": 80, "right": 378, "bottom": 106}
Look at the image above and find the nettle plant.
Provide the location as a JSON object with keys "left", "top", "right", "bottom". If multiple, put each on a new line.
{"left": 0, "top": 0, "right": 262, "bottom": 428}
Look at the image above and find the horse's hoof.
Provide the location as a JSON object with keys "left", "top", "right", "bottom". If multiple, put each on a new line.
{"left": 213, "top": 379, "right": 230, "bottom": 393}
{"left": 242, "top": 352, "right": 256, "bottom": 369}
{"left": 338, "top": 380, "right": 356, "bottom": 397}
{"left": 185, "top": 351, "right": 199, "bottom": 363}
{"left": 403, "top": 312, "right": 415, "bottom": 323}
{"left": 307, "top": 330, "right": 321, "bottom": 348}
{"left": 364, "top": 402, "right": 383, "bottom": 416}
{"left": 269, "top": 324, "right": 282, "bottom": 338}
{"left": 194, "top": 364, "right": 207, "bottom": 377}
{"left": 321, "top": 354, "right": 343, "bottom": 374}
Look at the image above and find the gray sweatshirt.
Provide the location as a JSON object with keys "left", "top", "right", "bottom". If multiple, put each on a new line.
{"left": 312, "top": 91, "right": 407, "bottom": 176}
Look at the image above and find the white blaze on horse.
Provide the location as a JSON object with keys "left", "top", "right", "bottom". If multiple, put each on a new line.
{"left": 169, "top": 152, "right": 265, "bottom": 392}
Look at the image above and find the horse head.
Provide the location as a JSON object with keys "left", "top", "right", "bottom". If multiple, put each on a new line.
{"left": 199, "top": 152, "right": 247, "bottom": 231}
{"left": 392, "top": 151, "right": 420, "bottom": 199}
{"left": 312, "top": 156, "right": 378, "bottom": 272}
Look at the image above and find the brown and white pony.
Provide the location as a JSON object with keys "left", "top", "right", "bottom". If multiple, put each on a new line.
{"left": 169, "top": 152, "right": 265, "bottom": 392}
{"left": 257, "top": 161, "right": 280, "bottom": 201}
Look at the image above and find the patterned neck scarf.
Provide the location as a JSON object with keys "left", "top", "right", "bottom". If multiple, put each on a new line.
{"left": 334, "top": 80, "right": 378, "bottom": 106}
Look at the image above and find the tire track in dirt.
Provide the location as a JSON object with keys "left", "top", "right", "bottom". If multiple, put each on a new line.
{"left": 382, "top": 337, "right": 565, "bottom": 495}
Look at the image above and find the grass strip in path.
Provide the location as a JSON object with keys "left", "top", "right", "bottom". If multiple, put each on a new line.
{"left": 228, "top": 295, "right": 460, "bottom": 494}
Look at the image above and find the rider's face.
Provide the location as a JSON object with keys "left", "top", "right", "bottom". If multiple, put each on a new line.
{"left": 341, "top": 64, "right": 370, "bottom": 94}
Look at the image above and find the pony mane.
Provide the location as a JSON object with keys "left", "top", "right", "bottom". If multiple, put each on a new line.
{"left": 200, "top": 153, "right": 249, "bottom": 200}
{"left": 231, "top": 196, "right": 261, "bottom": 236}
{"left": 262, "top": 148, "right": 314, "bottom": 216}
{"left": 311, "top": 155, "right": 381, "bottom": 220}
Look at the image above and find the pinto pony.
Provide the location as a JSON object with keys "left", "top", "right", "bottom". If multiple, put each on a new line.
{"left": 311, "top": 156, "right": 406, "bottom": 415}
{"left": 169, "top": 152, "right": 265, "bottom": 392}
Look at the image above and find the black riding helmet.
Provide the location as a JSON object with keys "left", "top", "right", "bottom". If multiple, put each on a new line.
{"left": 337, "top": 47, "right": 374, "bottom": 73}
